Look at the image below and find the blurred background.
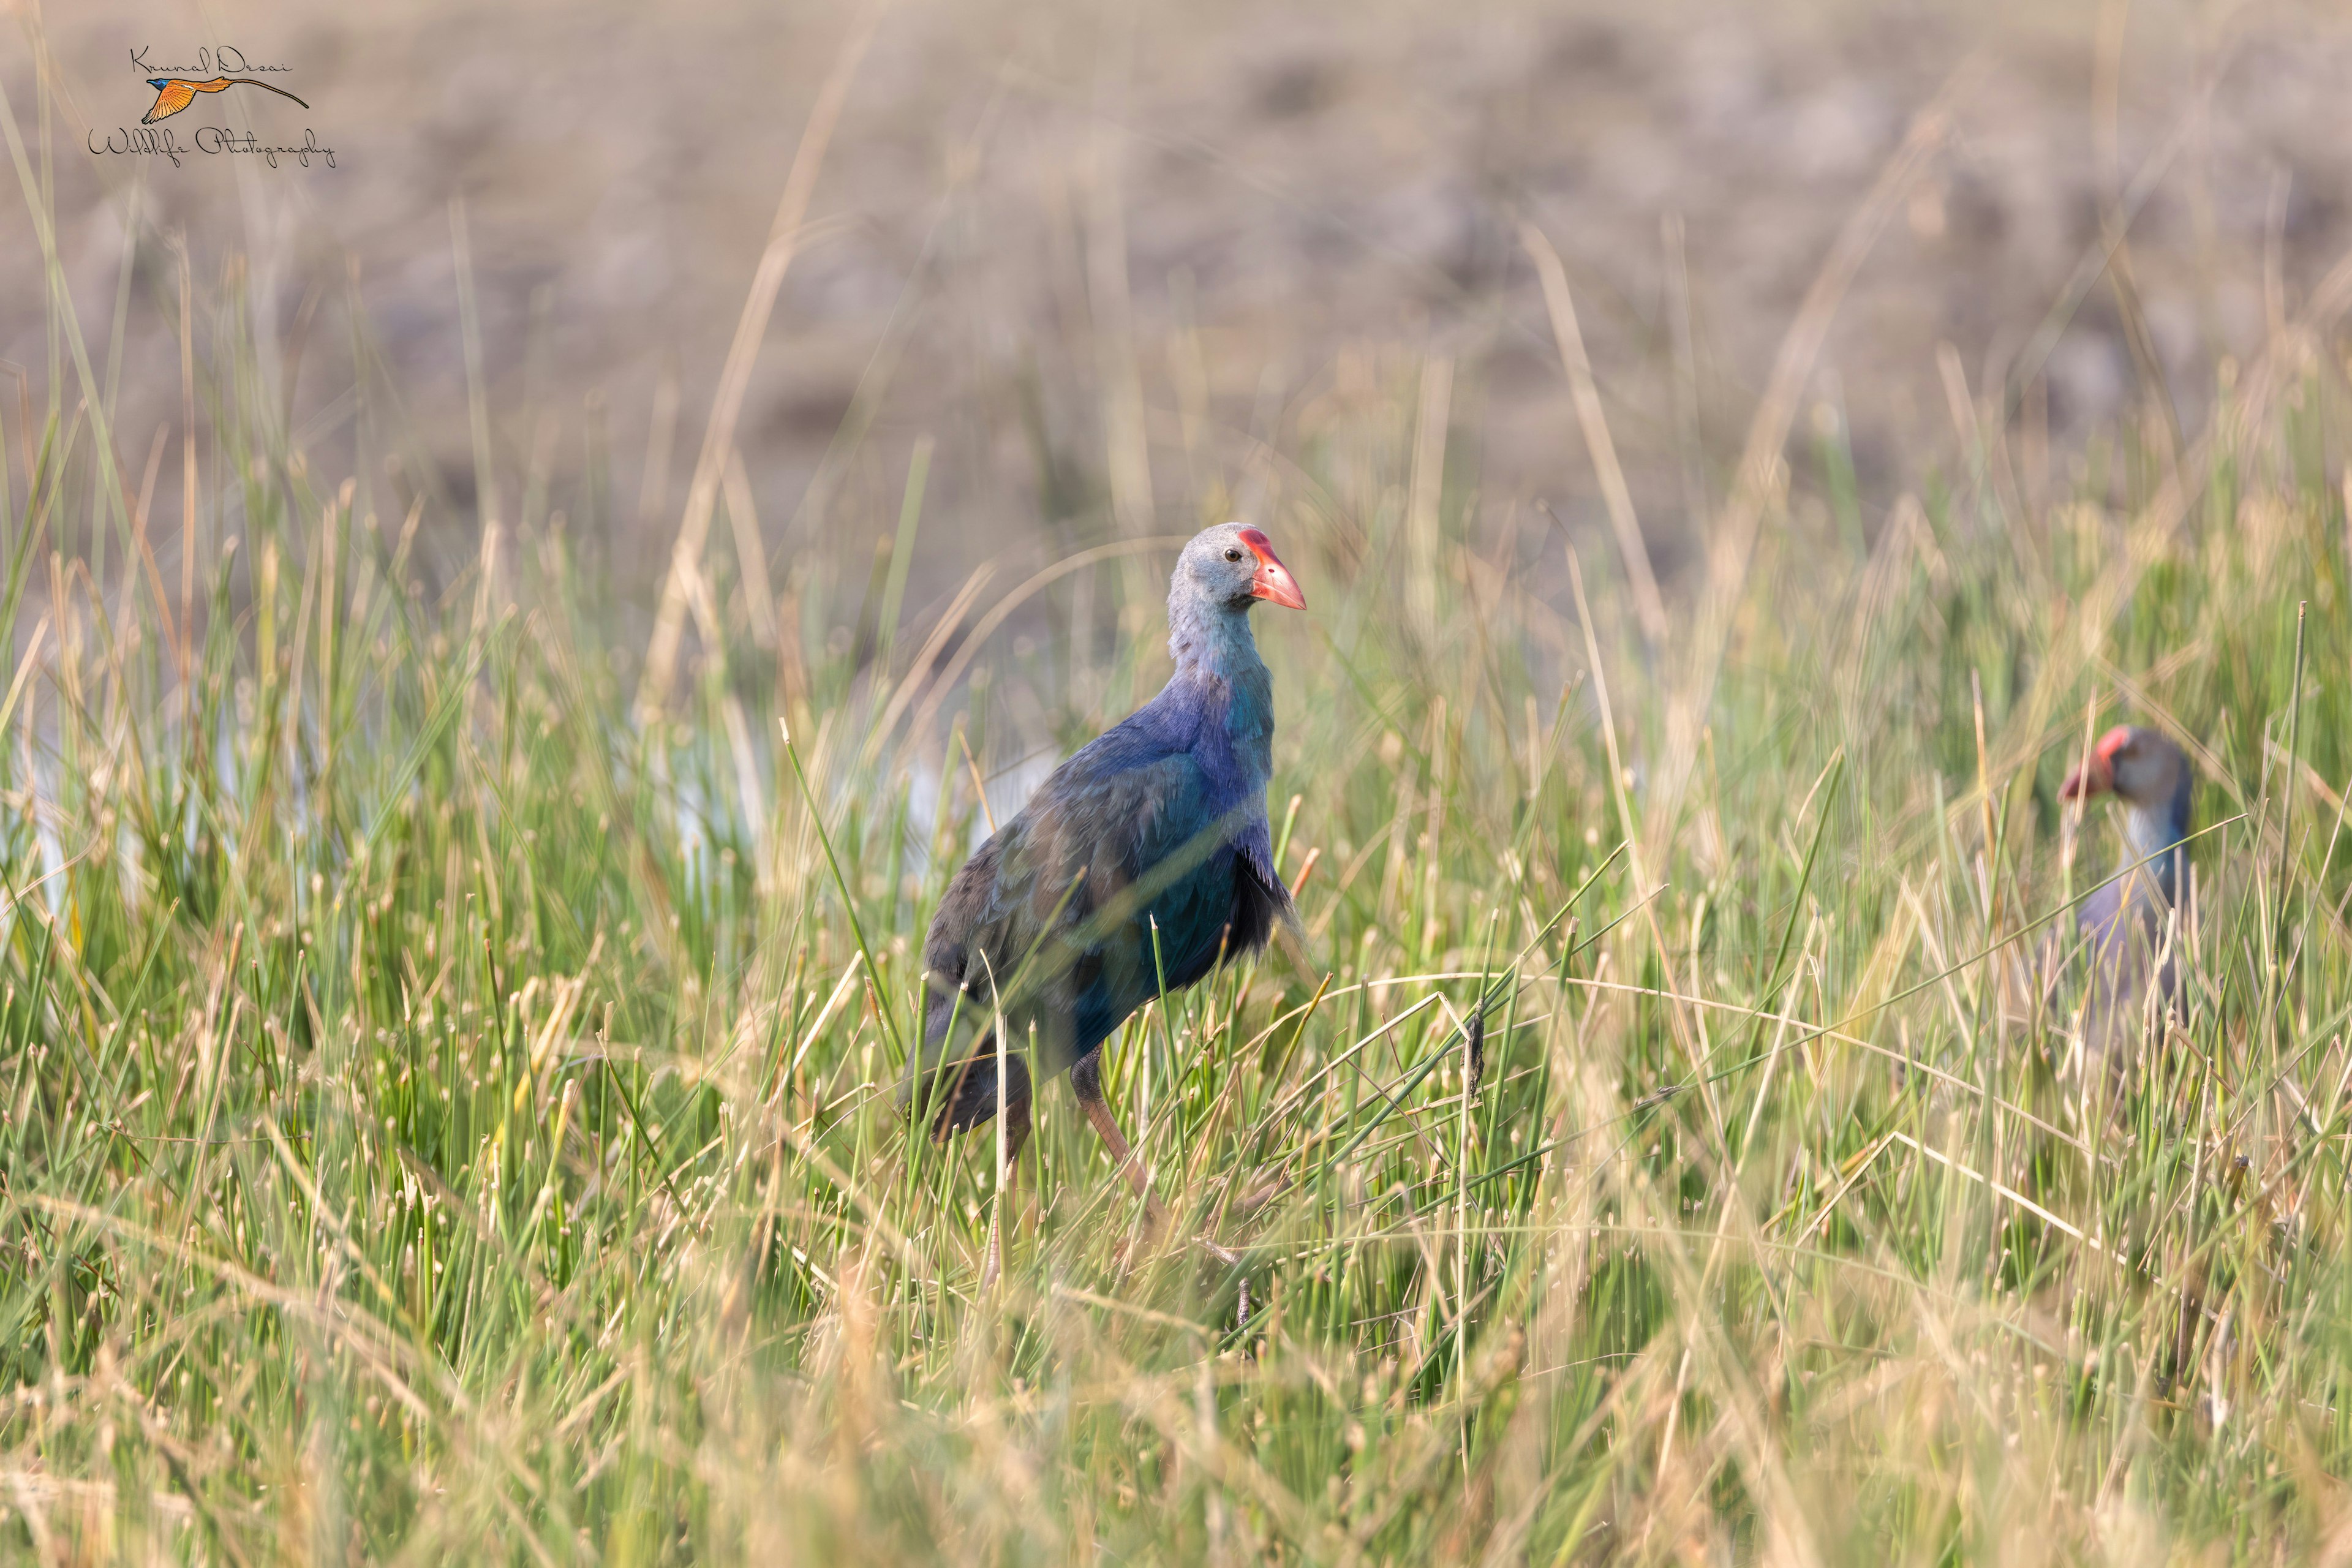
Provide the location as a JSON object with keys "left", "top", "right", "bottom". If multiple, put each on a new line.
{"left": 10, "top": 0, "right": 2350, "bottom": 641}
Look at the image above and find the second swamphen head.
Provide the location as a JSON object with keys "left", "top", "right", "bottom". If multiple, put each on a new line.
{"left": 907, "top": 522, "right": 1306, "bottom": 1275}
{"left": 2059, "top": 723, "right": 2193, "bottom": 1050}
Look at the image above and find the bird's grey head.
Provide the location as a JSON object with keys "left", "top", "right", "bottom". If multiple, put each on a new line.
{"left": 2061, "top": 724, "right": 2186, "bottom": 808}
{"left": 1172, "top": 522, "right": 1307, "bottom": 614}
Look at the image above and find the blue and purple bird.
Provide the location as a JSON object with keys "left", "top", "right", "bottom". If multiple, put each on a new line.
{"left": 2059, "top": 723, "right": 2193, "bottom": 1051}
{"left": 908, "top": 522, "right": 1306, "bottom": 1272}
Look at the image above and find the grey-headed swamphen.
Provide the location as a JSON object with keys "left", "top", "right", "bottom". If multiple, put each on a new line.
{"left": 907, "top": 522, "right": 1306, "bottom": 1280}
{"left": 2059, "top": 723, "right": 2193, "bottom": 1054}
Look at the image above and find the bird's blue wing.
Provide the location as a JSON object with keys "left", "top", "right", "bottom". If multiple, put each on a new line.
{"left": 916, "top": 715, "right": 1278, "bottom": 1081}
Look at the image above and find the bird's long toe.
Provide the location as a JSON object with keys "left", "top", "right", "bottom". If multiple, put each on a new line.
{"left": 1196, "top": 1234, "right": 1242, "bottom": 1268}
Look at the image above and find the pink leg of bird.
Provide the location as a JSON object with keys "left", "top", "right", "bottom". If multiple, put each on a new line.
{"left": 1070, "top": 1055, "right": 1240, "bottom": 1267}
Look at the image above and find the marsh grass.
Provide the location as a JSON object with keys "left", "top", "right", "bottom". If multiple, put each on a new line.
{"left": 3, "top": 85, "right": 2352, "bottom": 1568}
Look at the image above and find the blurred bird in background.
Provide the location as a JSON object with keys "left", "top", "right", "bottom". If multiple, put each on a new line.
{"left": 906, "top": 522, "right": 1307, "bottom": 1286}
{"left": 2059, "top": 723, "right": 2194, "bottom": 1057}
{"left": 141, "top": 77, "right": 311, "bottom": 126}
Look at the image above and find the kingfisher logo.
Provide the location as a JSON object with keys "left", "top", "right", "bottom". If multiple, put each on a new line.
{"left": 90, "top": 48, "right": 334, "bottom": 168}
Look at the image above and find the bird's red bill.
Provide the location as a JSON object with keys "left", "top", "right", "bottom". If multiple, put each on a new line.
{"left": 2060, "top": 724, "right": 2132, "bottom": 800}
{"left": 1237, "top": 528, "right": 1306, "bottom": 610}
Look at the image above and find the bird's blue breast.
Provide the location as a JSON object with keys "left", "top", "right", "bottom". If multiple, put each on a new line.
{"left": 1054, "top": 671, "right": 1272, "bottom": 1039}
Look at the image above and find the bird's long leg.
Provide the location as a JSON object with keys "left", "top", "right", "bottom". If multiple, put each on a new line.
{"left": 1069, "top": 1053, "right": 1238, "bottom": 1267}
{"left": 1074, "top": 1080, "right": 1166, "bottom": 1218}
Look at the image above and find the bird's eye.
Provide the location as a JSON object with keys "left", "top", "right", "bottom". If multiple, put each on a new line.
{"left": 1224, "top": 548, "right": 1243, "bottom": 562}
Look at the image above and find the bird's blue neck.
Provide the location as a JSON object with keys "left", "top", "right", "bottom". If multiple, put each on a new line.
{"left": 2119, "top": 769, "right": 2193, "bottom": 905}
{"left": 1165, "top": 601, "right": 1273, "bottom": 784}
